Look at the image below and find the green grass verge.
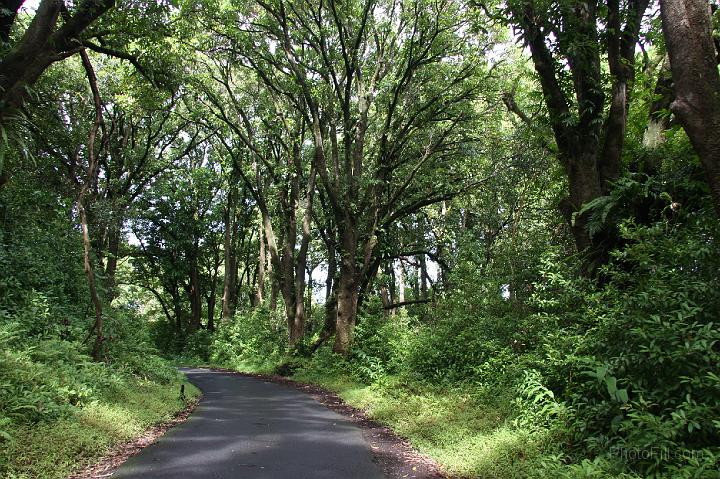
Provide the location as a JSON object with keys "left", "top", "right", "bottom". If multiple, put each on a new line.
{"left": 1, "top": 377, "right": 200, "bottom": 479}
{"left": 208, "top": 353, "right": 554, "bottom": 478}
{"left": 289, "top": 369, "right": 554, "bottom": 478}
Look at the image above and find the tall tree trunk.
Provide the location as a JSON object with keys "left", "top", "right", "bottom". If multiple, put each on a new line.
{"left": 103, "top": 218, "right": 121, "bottom": 303}
{"left": 309, "top": 237, "right": 337, "bottom": 354}
{"left": 333, "top": 228, "right": 359, "bottom": 356}
{"left": 511, "top": 0, "right": 649, "bottom": 270}
{"left": 78, "top": 48, "right": 104, "bottom": 361}
{"left": 207, "top": 293, "right": 216, "bottom": 332}
{"left": 280, "top": 205, "right": 299, "bottom": 345}
{"left": 188, "top": 260, "right": 202, "bottom": 332}
{"left": 207, "top": 244, "right": 221, "bottom": 333}
{"left": 380, "top": 284, "right": 391, "bottom": 315}
{"left": 333, "top": 266, "right": 358, "bottom": 356}
{"left": 79, "top": 202, "right": 104, "bottom": 360}
{"left": 319, "top": 289, "right": 337, "bottom": 346}
{"left": 222, "top": 186, "right": 238, "bottom": 319}
{"left": 382, "top": 262, "right": 395, "bottom": 317}
{"left": 437, "top": 201, "right": 449, "bottom": 288}
{"left": 171, "top": 286, "right": 184, "bottom": 337}
{"left": 288, "top": 165, "right": 317, "bottom": 348}
{"left": 254, "top": 217, "right": 266, "bottom": 306}
{"left": 258, "top": 208, "right": 281, "bottom": 316}
{"left": 565, "top": 152, "right": 604, "bottom": 253}
{"left": 286, "top": 304, "right": 302, "bottom": 345}
{"left": 412, "top": 262, "right": 420, "bottom": 300}
{"left": 270, "top": 276, "right": 279, "bottom": 311}
{"left": 660, "top": 0, "right": 720, "bottom": 215}
{"left": 384, "top": 262, "right": 396, "bottom": 304}
{"left": 419, "top": 254, "right": 428, "bottom": 300}
{"left": 305, "top": 264, "right": 314, "bottom": 325}
{"left": 280, "top": 270, "right": 299, "bottom": 345}
{"left": 397, "top": 262, "right": 406, "bottom": 304}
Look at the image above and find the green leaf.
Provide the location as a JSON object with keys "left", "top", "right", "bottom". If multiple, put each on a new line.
{"left": 605, "top": 376, "right": 617, "bottom": 395}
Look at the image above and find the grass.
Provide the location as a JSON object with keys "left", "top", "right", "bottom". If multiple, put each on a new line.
{"left": 1, "top": 376, "right": 200, "bottom": 479}
{"left": 290, "top": 369, "right": 554, "bottom": 478}
{"left": 205, "top": 354, "right": 553, "bottom": 478}
{"left": 177, "top": 341, "right": 567, "bottom": 478}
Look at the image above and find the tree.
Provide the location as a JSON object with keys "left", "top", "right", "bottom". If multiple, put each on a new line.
{"left": 0, "top": 0, "right": 115, "bottom": 117}
{"left": 76, "top": 48, "right": 106, "bottom": 360}
{"left": 505, "top": 0, "right": 650, "bottom": 271}
{"left": 92, "top": 95, "right": 199, "bottom": 302}
{"left": 660, "top": 0, "right": 720, "bottom": 215}
{"left": 132, "top": 144, "right": 224, "bottom": 336}
{"left": 192, "top": 59, "right": 318, "bottom": 347}
{"left": 26, "top": 55, "right": 199, "bottom": 307}
{"left": 236, "top": 0, "right": 486, "bottom": 354}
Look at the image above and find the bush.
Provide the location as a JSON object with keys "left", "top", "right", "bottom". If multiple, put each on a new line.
{"left": 209, "top": 307, "right": 287, "bottom": 366}
{"left": 184, "top": 329, "right": 214, "bottom": 362}
{"left": 0, "top": 304, "right": 182, "bottom": 437}
{"left": 532, "top": 216, "right": 720, "bottom": 476}
{"left": 404, "top": 293, "right": 532, "bottom": 387}
{"left": 348, "top": 306, "right": 414, "bottom": 383}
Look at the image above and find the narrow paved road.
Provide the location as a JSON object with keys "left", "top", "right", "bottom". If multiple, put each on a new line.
{"left": 112, "top": 368, "right": 386, "bottom": 479}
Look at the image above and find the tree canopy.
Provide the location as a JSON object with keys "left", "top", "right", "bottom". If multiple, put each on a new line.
{"left": 1, "top": 0, "right": 720, "bottom": 477}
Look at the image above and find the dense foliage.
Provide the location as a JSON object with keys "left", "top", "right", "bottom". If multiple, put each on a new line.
{"left": 1, "top": 0, "right": 719, "bottom": 477}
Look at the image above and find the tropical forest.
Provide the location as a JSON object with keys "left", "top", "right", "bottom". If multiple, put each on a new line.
{"left": 1, "top": 0, "right": 719, "bottom": 477}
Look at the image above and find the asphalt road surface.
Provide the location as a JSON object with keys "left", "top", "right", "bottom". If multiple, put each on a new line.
{"left": 112, "top": 368, "right": 387, "bottom": 479}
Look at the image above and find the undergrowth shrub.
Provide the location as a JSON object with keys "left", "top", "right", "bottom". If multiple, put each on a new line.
{"left": 533, "top": 216, "right": 720, "bottom": 477}
{"left": 404, "top": 290, "right": 534, "bottom": 387}
{"left": 209, "top": 307, "right": 286, "bottom": 365}
{"left": 348, "top": 305, "right": 413, "bottom": 383}
{"left": 0, "top": 305, "right": 182, "bottom": 445}
{"left": 184, "top": 329, "right": 214, "bottom": 362}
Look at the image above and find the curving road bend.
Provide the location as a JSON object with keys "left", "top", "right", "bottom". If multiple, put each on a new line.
{"left": 111, "top": 368, "right": 386, "bottom": 479}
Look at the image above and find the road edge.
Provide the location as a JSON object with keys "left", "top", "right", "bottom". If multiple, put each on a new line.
{"left": 66, "top": 395, "right": 201, "bottom": 479}
{"left": 208, "top": 367, "right": 447, "bottom": 479}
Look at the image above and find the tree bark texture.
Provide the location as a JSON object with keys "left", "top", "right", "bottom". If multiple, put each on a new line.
{"left": 222, "top": 184, "right": 238, "bottom": 319}
{"left": 510, "top": 0, "right": 650, "bottom": 269}
{"left": 187, "top": 259, "right": 202, "bottom": 332}
{"left": 0, "top": 0, "right": 115, "bottom": 117}
{"left": 77, "top": 48, "right": 105, "bottom": 361}
{"left": 660, "top": 0, "right": 720, "bottom": 215}
{"left": 333, "top": 251, "right": 359, "bottom": 356}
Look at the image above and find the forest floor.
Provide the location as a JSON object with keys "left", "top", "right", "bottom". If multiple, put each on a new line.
{"left": 67, "top": 396, "right": 200, "bottom": 479}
